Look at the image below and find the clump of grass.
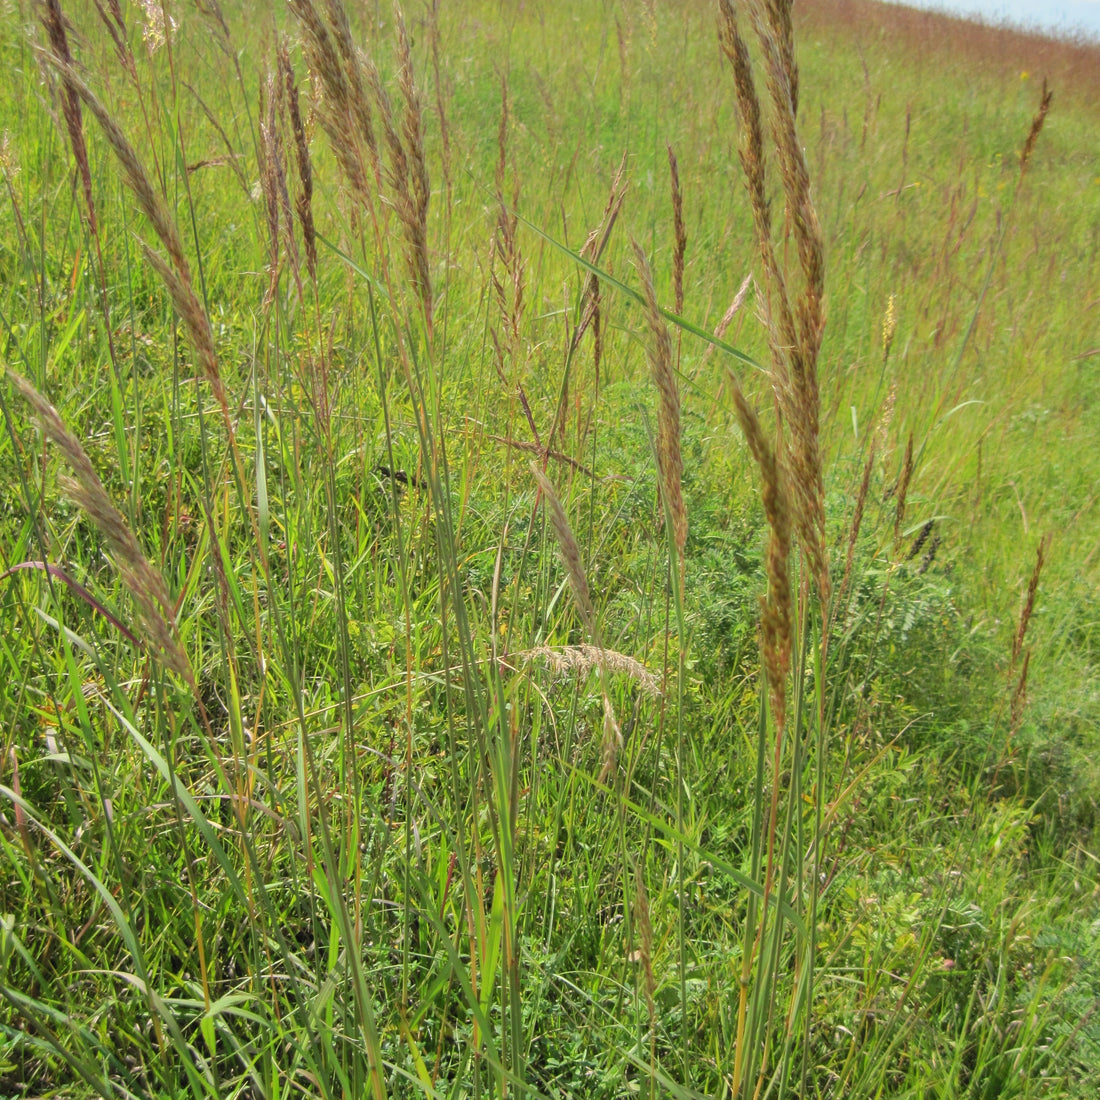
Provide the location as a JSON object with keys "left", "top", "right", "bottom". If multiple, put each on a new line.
{"left": 0, "top": 0, "right": 1095, "bottom": 1096}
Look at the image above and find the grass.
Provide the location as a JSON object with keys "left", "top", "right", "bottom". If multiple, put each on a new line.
{"left": 0, "top": 0, "right": 1098, "bottom": 1096}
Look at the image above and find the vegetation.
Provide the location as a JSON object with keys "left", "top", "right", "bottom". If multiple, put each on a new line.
{"left": 0, "top": 0, "right": 1097, "bottom": 1096}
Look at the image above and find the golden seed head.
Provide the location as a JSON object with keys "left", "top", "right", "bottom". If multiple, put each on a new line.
{"left": 882, "top": 293, "right": 898, "bottom": 361}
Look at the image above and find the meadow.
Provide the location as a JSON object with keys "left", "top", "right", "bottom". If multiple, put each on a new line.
{"left": 0, "top": 0, "right": 1098, "bottom": 1096}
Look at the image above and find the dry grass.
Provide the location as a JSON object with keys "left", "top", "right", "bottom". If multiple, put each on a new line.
{"left": 800, "top": 0, "right": 1100, "bottom": 107}
{"left": 527, "top": 645, "right": 662, "bottom": 698}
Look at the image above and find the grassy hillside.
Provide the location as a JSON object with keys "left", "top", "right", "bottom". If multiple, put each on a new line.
{"left": 0, "top": 0, "right": 1097, "bottom": 1096}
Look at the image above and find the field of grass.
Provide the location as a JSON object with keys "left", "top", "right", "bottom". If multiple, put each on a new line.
{"left": 0, "top": 0, "right": 1098, "bottom": 1096}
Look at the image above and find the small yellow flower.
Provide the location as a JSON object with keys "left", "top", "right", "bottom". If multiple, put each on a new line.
{"left": 1020, "top": 70, "right": 1030, "bottom": 80}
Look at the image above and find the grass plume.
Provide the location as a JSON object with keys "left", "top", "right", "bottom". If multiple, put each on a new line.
{"left": 7, "top": 371, "right": 192, "bottom": 686}
{"left": 719, "top": 0, "right": 829, "bottom": 605}
{"left": 633, "top": 241, "right": 686, "bottom": 575}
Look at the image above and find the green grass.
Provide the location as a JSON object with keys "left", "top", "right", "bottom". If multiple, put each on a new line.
{"left": 0, "top": 0, "right": 1098, "bottom": 1096}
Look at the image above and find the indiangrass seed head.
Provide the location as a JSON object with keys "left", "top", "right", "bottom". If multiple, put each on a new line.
{"left": 258, "top": 75, "right": 282, "bottom": 309}
{"left": 360, "top": 24, "right": 433, "bottom": 334}
{"left": 394, "top": 4, "right": 434, "bottom": 334}
{"left": 139, "top": 242, "right": 224, "bottom": 405}
{"left": 701, "top": 272, "right": 753, "bottom": 366}
{"left": 289, "top": 0, "right": 379, "bottom": 210}
{"left": 837, "top": 443, "right": 875, "bottom": 615}
{"left": 667, "top": 143, "right": 686, "bottom": 316}
{"left": 632, "top": 241, "right": 687, "bottom": 569}
{"left": 321, "top": 0, "right": 381, "bottom": 171}
{"left": 718, "top": 0, "right": 798, "bottom": 375}
{"left": 92, "top": 0, "right": 137, "bottom": 79}
{"left": 728, "top": 377, "right": 792, "bottom": 732}
{"left": 8, "top": 371, "right": 193, "bottom": 685}
{"left": 571, "top": 154, "right": 628, "bottom": 358}
{"left": 40, "top": 0, "right": 96, "bottom": 233}
{"left": 280, "top": 40, "right": 317, "bottom": 281}
{"left": 1018, "top": 78, "right": 1052, "bottom": 183}
{"left": 720, "top": 0, "right": 830, "bottom": 608}
{"left": 531, "top": 463, "right": 594, "bottom": 633}
{"left": 491, "top": 77, "right": 525, "bottom": 352}
{"left": 44, "top": 59, "right": 225, "bottom": 400}
{"left": 426, "top": 0, "right": 452, "bottom": 200}
{"left": 716, "top": 271, "right": 754, "bottom": 341}
{"left": 269, "top": 91, "right": 302, "bottom": 298}
{"left": 893, "top": 431, "right": 914, "bottom": 554}
{"left": 1013, "top": 533, "right": 1050, "bottom": 668}
{"left": 599, "top": 693, "right": 623, "bottom": 785}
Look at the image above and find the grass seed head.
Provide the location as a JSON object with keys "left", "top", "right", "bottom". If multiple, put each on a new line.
{"left": 632, "top": 241, "right": 687, "bottom": 570}
{"left": 729, "top": 380, "right": 792, "bottom": 731}
{"left": 720, "top": 0, "right": 829, "bottom": 607}
{"left": 290, "top": 0, "right": 379, "bottom": 208}
{"left": 41, "top": 0, "right": 96, "bottom": 233}
{"left": 280, "top": 41, "right": 317, "bottom": 281}
{"left": 893, "top": 431, "right": 914, "bottom": 554}
{"left": 599, "top": 694, "right": 623, "bottom": 784}
{"left": 633, "top": 865, "right": 656, "bottom": 1020}
{"left": 1013, "top": 533, "right": 1050, "bottom": 668}
{"left": 531, "top": 463, "right": 594, "bottom": 634}
{"left": 1018, "top": 78, "right": 1052, "bottom": 182}
{"left": 882, "top": 293, "right": 898, "bottom": 363}
{"left": 530, "top": 645, "right": 661, "bottom": 698}
{"left": 395, "top": 4, "right": 434, "bottom": 334}
{"left": 838, "top": 444, "right": 875, "bottom": 613}
{"left": 667, "top": 143, "right": 686, "bottom": 316}
{"left": 258, "top": 75, "right": 283, "bottom": 308}
{"left": 8, "top": 371, "right": 193, "bottom": 686}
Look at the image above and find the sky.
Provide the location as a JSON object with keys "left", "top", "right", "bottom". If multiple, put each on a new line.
{"left": 883, "top": 0, "right": 1100, "bottom": 39}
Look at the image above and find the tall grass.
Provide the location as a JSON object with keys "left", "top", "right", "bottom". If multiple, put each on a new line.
{"left": 0, "top": 0, "right": 1098, "bottom": 1097}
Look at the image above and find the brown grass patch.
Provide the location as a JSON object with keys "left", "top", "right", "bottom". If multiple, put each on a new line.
{"left": 800, "top": 0, "right": 1100, "bottom": 108}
